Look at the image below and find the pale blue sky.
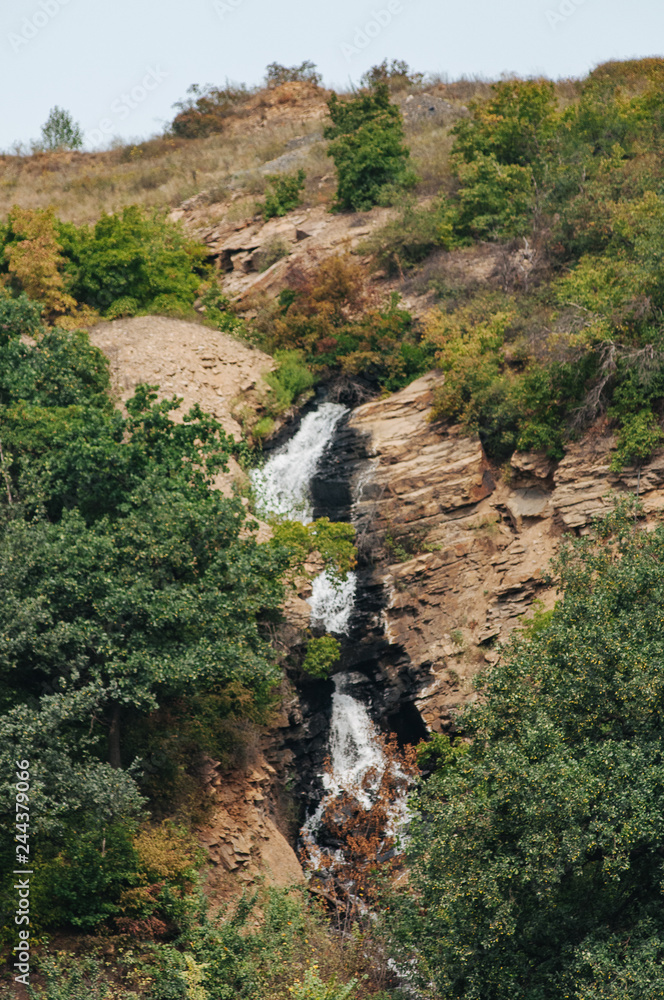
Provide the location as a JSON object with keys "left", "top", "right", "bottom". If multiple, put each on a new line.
{"left": 1, "top": 0, "right": 663, "bottom": 150}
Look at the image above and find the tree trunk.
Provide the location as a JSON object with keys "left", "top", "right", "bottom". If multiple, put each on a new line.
{"left": 108, "top": 703, "right": 122, "bottom": 768}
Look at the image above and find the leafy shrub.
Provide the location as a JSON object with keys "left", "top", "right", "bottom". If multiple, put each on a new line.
{"left": 1, "top": 206, "right": 79, "bottom": 320}
{"left": 361, "top": 200, "right": 445, "bottom": 275}
{"left": 610, "top": 409, "right": 664, "bottom": 471}
{"left": 451, "top": 79, "right": 558, "bottom": 178}
{"left": 58, "top": 206, "right": 208, "bottom": 317}
{"left": 360, "top": 59, "right": 423, "bottom": 92}
{"left": 170, "top": 82, "right": 253, "bottom": 138}
{"left": 269, "top": 255, "right": 434, "bottom": 390}
{"left": 196, "top": 282, "right": 247, "bottom": 336}
{"left": 262, "top": 350, "right": 315, "bottom": 415}
{"left": 302, "top": 636, "right": 341, "bottom": 679}
{"left": 271, "top": 518, "right": 357, "bottom": 582}
{"left": 0, "top": 291, "right": 43, "bottom": 345}
{"left": 0, "top": 325, "right": 111, "bottom": 409}
{"left": 261, "top": 170, "right": 306, "bottom": 219}
{"left": 27, "top": 955, "right": 134, "bottom": 1000}
{"left": 452, "top": 154, "right": 534, "bottom": 240}
{"left": 288, "top": 967, "right": 358, "bottom": 1000}
{"left": 324, "top": 83, "right": 416, "bottom": 211}
{"left": 426, "top": 299, "right": 596, "bottom": 460}
{"left": 39, "top": 823, "right": 141, "bottom": 930}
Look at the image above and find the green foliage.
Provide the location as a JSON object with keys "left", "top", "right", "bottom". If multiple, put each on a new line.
{"left": 452, "top": 154, "right": 534, "bottom": 240}
{"left": 416, "top": 733, "right": 468, "bottom": 773}
{"left": 360, "top": 59, "right": 423, "bottom": 92}
{"left": 27, "top": 954, "right": 135, "bottom": 1000}
{"left": 196, "top": 282, "right": 247, "bottom": 336}
{"left": 0, "top": 327, "right": 111, "bottom": 410}
{"left": 269, "top": 256, "right": 434, "bottom": 391}
{"left": 40, "top": 824, "right": 142, "bottom": 930}
{"left": 425, "top": 298, "right": 600, "bottom": 460}
{"left": 288, "top": 967, "right": 358, "bottom": 1000}
{"left": 271, "top": 517, "right": 357, "bottom": 582}
{"left": 253, "top": 237, "right": 290, "bottom": 273}
{"left": 324, "top": 83, "right": 416, "bottom": 211}
{"left": 361, "top": 201, "right": 446, "bottom": 276}
{"left": 302, "top": 636, "right": 340, "bottom": 679}
{"left": 261, "top": 170, "right": 306, "bottom": 219}
{"left": 397, "top": 501, "right": 664, "bottom": 998}
{"left": 262, "top": 350, "right": 315, "bottom": 416}
{"left": 58, "top": 206, "right": 208, "bottom": 317}
{"left": 609, "top": 409, "right": 663, "bottom": 471}
{"left": 451, "top": 79, "right": 558, "bottom": 178}
{"left": 40, "top": 106, "right": 83, "bottom": 151}
{"left": 0, "top": 291, "right": 43, "bottom": 345}
{"left": 0, "top": 318, "right": 292, "bottom": 937}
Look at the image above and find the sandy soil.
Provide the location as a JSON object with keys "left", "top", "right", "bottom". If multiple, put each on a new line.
{"left": 88, "top": 314, "right": 274, "bottom": 438}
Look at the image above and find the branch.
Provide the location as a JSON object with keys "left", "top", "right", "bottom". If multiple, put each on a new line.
{"left": 0, "top": 440, "right": 13, "bottom": 506}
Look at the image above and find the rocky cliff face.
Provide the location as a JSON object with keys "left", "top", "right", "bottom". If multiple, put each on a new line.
{"left": 341, "top": 373, "right": 664, "bottom": 733}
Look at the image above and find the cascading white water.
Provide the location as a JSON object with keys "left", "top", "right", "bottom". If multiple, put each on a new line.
{"left": 308, "top": 570, "right": 357, "bottom": 635}
{"left": 250, "top": 400, "right": 411, "bottom": 866}
{"left": 250, "top": 402, "right": 357, "bottom": 635}
{"left": 301, "top": 672, "right": 384, "bottom": 855}
{"left": 325, "top": 673, "right": 385, "bottom": 801}
{"left": 301, "top": 672, "right": 410, "bottom": 863}
{"left": 251, "top": 403, "right": 348, "bottom": 524}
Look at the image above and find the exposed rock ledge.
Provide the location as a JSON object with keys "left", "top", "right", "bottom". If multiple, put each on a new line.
{"left": 196, "top": 752, "right": 304, "bottom": 912}
{"left": 347, "top": 373, "right": 664, "bottom": 732}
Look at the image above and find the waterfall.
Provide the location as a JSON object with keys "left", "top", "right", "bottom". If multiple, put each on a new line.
{"left": 326, "top": 674, "right": 385, "bottom": 798}
{"left": 250, "top": 402, "right": 357, "bottom": 635}
{"left": 251, "top": 401, "right": 411, "bottom": 872}
{"left": 251, "top": 403, "right": 348, "bottom": 524}
{"left": 302, "top": 672, "right": 410, "bottom": 862}
{"left": 308, "top": 570, "right": 357, "bottom": 635}
{"left": 301, "top": 673, "right": 384, "bottom": 852}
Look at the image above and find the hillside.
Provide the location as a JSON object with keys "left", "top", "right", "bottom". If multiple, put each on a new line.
{"left": 4, "top": 56, "right": 664, "bottom": 1000}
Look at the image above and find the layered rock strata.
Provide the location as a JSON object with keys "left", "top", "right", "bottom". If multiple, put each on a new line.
{"left": 343, "top": 374, "right": 664, "bottom": 733}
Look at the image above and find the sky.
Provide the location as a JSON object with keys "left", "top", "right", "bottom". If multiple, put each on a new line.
{"left": 1, "top": 0, "right": 663, "bottom": 151}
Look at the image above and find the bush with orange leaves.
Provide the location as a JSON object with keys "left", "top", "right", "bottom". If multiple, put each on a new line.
{"left": 268, "top": 255, "right": 435, "bottom": 392}
{"left": 301, "top": 732, "right": 419, "bottom": 921}
{"left": 0, "top": 206, "right": 80, "bottom": 323}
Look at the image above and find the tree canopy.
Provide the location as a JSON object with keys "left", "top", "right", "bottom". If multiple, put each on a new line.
{"left": 396, "top": 500, "right": 664, "bottom": 999}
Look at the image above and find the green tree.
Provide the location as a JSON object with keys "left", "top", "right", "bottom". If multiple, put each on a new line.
{"left": 40, "top": 106, "right": 84, "bottom": 151}
{"left": 261, "top": 169, "right": 306, "bottom": 219}
{"left": 57, "top": 206, "right": 208, "bottom": 318}
{"left": 397, "top": 500, "right": 664, "bottom": 999}
{"left": 324, "top": 82, "right": 415, "bottom": 211}
{"left": 451, "top": 79, "right": 558, "bottom": 178}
